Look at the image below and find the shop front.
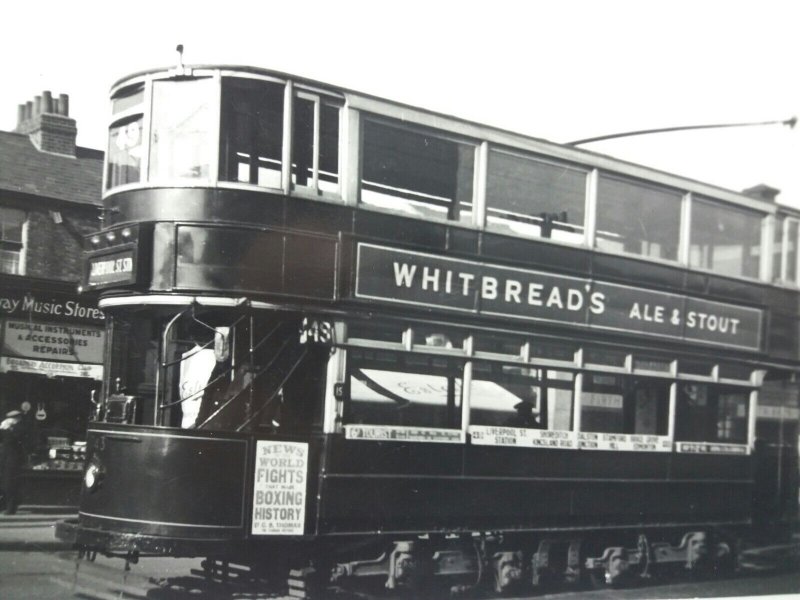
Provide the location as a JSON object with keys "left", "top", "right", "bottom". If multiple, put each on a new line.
{"left": 0, "top": 286, "right": 103, "bottom": 507}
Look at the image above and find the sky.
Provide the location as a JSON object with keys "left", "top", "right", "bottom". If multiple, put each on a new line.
{"left": 1, "top": 0, "right": 797, "bottom": 207}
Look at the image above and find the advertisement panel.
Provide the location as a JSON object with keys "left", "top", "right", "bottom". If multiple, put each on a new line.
{"left": 2, "top": 319, "right": 104, "bottom": 364}
{"left": 251, "top": 440, "right": 309, "bottom": 536}
{"left": 355, "top": 243, "right": 762, "bottom": 351}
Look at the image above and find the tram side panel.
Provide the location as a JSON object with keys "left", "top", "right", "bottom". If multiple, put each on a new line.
{"left": 317, "top": 438, "right": 753, "bottom": 535}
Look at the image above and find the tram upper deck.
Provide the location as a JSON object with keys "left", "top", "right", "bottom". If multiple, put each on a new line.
{"left": 91, "top": 64, "right": 800, "bottom": 364}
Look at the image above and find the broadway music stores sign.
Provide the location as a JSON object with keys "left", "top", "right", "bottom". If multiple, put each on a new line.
{"left": 0, "top": 290, "right": 105, "bottom": 379}
{"left": 354, "top": 244, "right": 762, "bottom": 351}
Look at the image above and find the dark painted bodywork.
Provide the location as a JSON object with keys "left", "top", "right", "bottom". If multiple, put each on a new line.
{"left": 70, "top": 186, "right": 790, "bottom": 555}
{"left": 75, "top": 423, "right": 752, "bottom": 555}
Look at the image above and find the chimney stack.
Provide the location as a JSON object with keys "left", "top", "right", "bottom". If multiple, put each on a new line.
{"left": 743, "top": 184, "right": 780, "bottom": 203}
{"left": 14, "top": 89, "right": 77, "bottom": 156}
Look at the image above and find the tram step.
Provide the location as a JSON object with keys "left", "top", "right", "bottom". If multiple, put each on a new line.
{"left": 288, "top": 567, "right": 318, "bottom": 599}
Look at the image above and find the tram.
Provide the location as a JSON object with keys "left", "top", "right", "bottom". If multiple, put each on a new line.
{"left": 58, "top": 62, "right": 800, "bottom": 595}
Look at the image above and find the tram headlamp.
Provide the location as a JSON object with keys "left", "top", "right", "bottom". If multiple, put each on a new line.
{"left": 84, "top": 462, "right": 104, "bottom": 491}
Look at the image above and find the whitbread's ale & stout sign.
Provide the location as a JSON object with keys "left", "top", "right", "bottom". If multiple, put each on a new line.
{"left": 355, "top": 244, "right": 762, "bottom": 351}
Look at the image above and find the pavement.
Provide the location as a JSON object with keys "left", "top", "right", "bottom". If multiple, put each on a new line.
{"left": 0, "top": 506, "right": 77, "bottom": 551}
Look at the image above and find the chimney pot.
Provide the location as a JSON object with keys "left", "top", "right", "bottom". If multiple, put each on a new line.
{"left": 16, "top": 104, "right": 25, "bottom": 128}
{"left": 59, "top": 93, "right": 69, "bottom": 117}
{"left": 25, "top": 101, "right": 32, "bottom": 120}
{"left": 743, "top": 184, "right": 780, "bottom": 203}
{"left": 42, "top": 91, "right": 53, "bottom": 114}
{"left": 34, "top": 95, "right": 41, "bottom": 117}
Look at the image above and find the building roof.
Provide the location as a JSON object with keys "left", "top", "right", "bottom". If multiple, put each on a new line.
{"left": 0, "top": 130, "right": 103, "bottom": 207}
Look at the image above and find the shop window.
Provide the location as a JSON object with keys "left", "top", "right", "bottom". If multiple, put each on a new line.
{"left": 361, "top": 118, "right": 474, "bottom": 223}
{"left": 346, "top": 348, "right": 463, "bottom": 429}
{"left": 486, "top": 150, "right": 586, "bottom": 243}
{"left": 580, "top": 374, "right": 669, "bottom": 435}
{"left": 0, "top": 207, "right": 25, "bottom": 275}
{"left": 470, "top": 364, "right": 573, "bottom": 430}
{"left": 219, "top": 77, "right": 284, "bottom": 187}
{"left": 689, "top": 197, "right": 763, "bottom": 279}
{"left": 150, "top": 78, "right": 215, "bottom": 181}
{"left": 292, "top": 93, "right": 340, "bottom": 193}
{"left": 676, "top": 383, "right": 749, "bottom": 444}
{"left": 596, "top": 176, "right": 682, "bottom": 261}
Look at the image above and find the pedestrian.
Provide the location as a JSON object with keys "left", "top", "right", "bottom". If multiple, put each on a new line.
{"left": 0, "top": 410, "right": 25, "bottom": 515}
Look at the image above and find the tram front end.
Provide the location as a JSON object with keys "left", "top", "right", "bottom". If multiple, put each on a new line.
{"left": 57, "top": 304, "right": 330, "bottom": 564}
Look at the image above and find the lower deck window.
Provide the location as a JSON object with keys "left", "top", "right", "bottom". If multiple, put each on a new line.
{"left": 676, "top": 383, "right": 749, "bottom": 444}
{"left": 470, "top": 364, "right": 573, "bottom": 431}
{"left": 346, "top": 349, "right": 463, "bottom": 429}
{"left": 580, "top": 374, "right": 669, "bottom": 435}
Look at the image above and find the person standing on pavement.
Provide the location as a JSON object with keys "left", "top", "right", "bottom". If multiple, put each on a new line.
{"left": 0, "top": 410, "right": 25, "bottom": 515}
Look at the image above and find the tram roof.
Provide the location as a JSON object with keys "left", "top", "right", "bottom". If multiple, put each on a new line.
{"left": 111, "top": 64, "right": 796, "bottom": 216}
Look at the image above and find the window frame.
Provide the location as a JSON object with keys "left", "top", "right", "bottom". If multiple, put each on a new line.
{"left": 290, "top": 90, "right": 344, "bottom": 200}
{"left": 688, "top": 195, "right": 765, "bottom": 282}
{"left": 484, "top": 147, "right": 590, "bottom": 245}
{"left": 0, "top": 206, "right": 26, "bottom": 275}
{"left": 358, "top": 114, "right": 480, "bottom": 227}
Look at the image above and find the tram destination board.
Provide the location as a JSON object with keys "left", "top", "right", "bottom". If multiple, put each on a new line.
{"left": 86, "top": 248, "right": 136, "bottom": 288}
{"left": 355, "top": 243, "right": 762, "bottom": 350}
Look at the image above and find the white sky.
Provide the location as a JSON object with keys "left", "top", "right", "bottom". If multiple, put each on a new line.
{"left": 2, "top": 0, "right": 797, "bottom": 206}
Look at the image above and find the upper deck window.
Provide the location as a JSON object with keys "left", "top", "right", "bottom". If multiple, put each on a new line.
{"left": 111, "top": 83, "right": 144, "bottom": 115}
{"left": 107, "top": 84, "right": 145, "bottom": 189}
{"left": 486, "top": 150, "right": 586, "bottom": 243}
{"left": 689, "top": 197, "right": 762, "bottom": 279}
{"left": 361, "top": 118, "right": 475, "bottom": 223}
{"left": 292, "top": 93, "right": 340, "bottom": 193}
{"left": 219, "top": 77, "right": 284, "bottom": 187}
{"left": 773, "top": 215, "right": 799, "bottom": 284}
{"left": 149, "top": 78, "right": 215, "bottom": 181}
{"left": 596, "top": 176, "right": 682, "bottom": 261}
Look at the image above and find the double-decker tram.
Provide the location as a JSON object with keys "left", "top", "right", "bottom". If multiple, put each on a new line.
{"left": 59, "top": 62, "right": 800, "bottom": 596}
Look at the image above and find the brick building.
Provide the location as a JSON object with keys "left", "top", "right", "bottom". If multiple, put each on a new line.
{"left": 0, "top": 91, "right": 103, "bottom": 505}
